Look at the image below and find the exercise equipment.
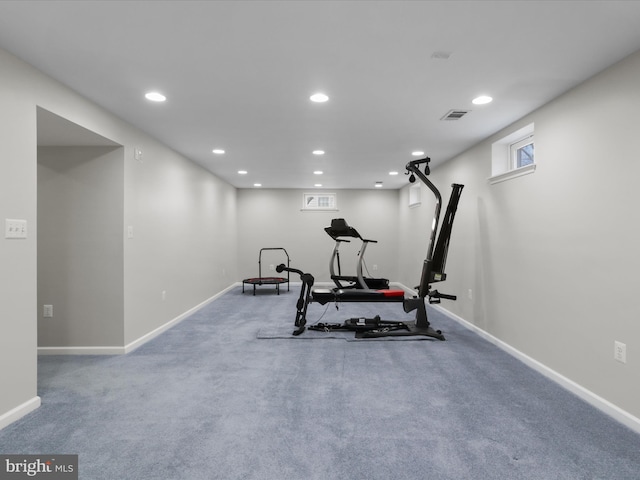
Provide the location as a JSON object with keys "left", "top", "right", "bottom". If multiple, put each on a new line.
{"left": 277, "top": 157, "right": 463, "bottom": 338}
{"left": 324, "top": 218, "right": 390, "bottom": 290}
{"left": 242, "top": 248, "right": 290, "bottom": 295}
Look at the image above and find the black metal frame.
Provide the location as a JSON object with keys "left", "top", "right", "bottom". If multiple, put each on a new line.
{"left": 278, "top": 157, "right": 463, "bottom": 338}
{"left": 242, "top": 248, "right": 290, "bottom": 295}
{"left": 324, "top": 219, "right": 389, "bottom": 290}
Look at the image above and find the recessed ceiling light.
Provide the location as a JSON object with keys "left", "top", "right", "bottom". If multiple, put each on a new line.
{"left": 253, "top": 183, "right": 262, "bottom": 187}
{"left": 472, "top": 95, "right": 493, "bottom": 105}
{"left": 389, "top": 171, "right": 399, "bottom": 176}
{"left": 412, "top": 151, "right": 425, "bottom": 156}
{"left": 238, "top": 170, "right": 248, "bottom": 175}
{"left": 212, "top": 149, "right": 225, "bottom": 154}
{"left": 375, "top": 182, "right": 383, "bottom": 188}
{"left": 310, "top": 93, "right": 329, "bottom": 103}
{"left": 314, "top": 183, "right": 323, "bottom": 187}
{"left": 313, "top": 170, "right": 323, "bottom": 175}
{"left": 145, "top": 91, "right": 166, "bottom": 102}
{"left": 312, "top": 150, "right": 325, "bottom": 155}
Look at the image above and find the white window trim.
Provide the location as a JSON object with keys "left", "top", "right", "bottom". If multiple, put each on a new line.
{"left": 489, "top": 123, "right": 535, "bottom": 184}
{"left": 510, "top": 135, "right": 534, "bottom": 170}
{"left": 488, "top": 163, "right": 536, "bottom": 185}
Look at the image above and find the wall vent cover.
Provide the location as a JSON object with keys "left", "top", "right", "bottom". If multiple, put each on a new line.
{"left": 441, "top": 109, "right": 470, "bottom": 121}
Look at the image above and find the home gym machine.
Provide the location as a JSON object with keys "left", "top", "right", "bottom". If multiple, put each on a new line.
{"left": 277, "top": 156, "right": 464, "bottom": 338}
{"left": 324, "top": 218, "right": 389, "bottom": 290}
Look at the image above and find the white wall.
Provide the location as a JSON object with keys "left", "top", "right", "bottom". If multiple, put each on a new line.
{"left": 0, "top": 47, "right": 238, "bottom": 427}
{"left": 399, "top": 49, "right": 640, "bottom": 420}
{"left": 237, "top": 188, "right": 399, "bottom": 285}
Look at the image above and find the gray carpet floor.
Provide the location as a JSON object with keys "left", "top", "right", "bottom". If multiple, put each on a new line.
{"left": 1, "top": 286, "right": 639, "bottom": 479}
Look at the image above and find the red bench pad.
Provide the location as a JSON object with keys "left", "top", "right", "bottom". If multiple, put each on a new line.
{"left": 311, "top": 288, "right": 405, "bottom": 305}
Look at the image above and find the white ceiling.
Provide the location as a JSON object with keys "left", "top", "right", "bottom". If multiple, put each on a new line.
{"left": 2, "top": 1, "right": 640, "bottom": 189}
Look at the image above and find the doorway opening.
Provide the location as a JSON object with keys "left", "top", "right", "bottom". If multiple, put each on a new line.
{"left": 37, "top": 107, "right": 125, "bottom": 354}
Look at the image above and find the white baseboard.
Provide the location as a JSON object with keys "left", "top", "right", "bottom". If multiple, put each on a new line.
{"left": 38, "top": 346, "right": 126, "bottom": 355}
{"left": 432, "top": 304, "right": 640, "bottom": 435}
{"left": 38, "top": 283, "right": 239, "bottom": 356}
{"left": 27, "top": 282, "right": 640, "bottom": 436}
{"left": 0, "top": 396, "right": 40, "bottom": 430}
{"left": 123, "top": 283, "right": 238, "bottom": 353}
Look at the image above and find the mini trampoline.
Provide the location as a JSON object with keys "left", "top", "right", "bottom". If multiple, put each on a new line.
{"left": 242, "top": 248, "right": 290, "bottom": 295}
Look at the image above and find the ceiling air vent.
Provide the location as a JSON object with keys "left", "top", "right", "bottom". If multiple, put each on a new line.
{"left": 441, "top": 109, "right": 470, "bottom": 121}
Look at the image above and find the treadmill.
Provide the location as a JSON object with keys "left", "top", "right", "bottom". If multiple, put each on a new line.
{"left": 324, "top": 218, "right": 389, "bottom": 290}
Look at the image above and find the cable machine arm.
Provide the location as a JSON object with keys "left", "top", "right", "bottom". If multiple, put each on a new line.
{"left": 406, "top": 157, "right": 441, "bottom": 298}
{"left": 405, "top": 157, "right": 463, "bottom": 300}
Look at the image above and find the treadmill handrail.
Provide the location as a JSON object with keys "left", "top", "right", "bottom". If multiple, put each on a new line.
{"left": 326, "top": 219, "right": 384, "bottom": 290}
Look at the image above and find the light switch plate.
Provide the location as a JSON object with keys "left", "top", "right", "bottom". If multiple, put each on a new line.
{"left": 5, "top": 219, "right": 27, "bottom": 239}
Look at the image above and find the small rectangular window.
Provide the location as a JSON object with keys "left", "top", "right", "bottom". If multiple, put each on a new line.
{"left": 511, "top": 135, "right": 534, "bottom": 169}
{"left": 317, "top": 196, "right": 331, "bottom": 208}
{"left": 302, "top": 193, "right": 338, "bottom": 211}
{"left": 490, "top": 123, "right": 536, "bottom": 184}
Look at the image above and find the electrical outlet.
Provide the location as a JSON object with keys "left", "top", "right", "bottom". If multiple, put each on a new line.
{"left": 162, "top": 290, "right": 167, "bottom": 301}
{"left": 373, "top": 265, "right": 378, "bottom": 271}
{"left": 43, "top": 305, "right": 53, "bottom": 318}
{"left": 468, "top": 289, "right": 473, "bottom": 300}
{"left": 269, "top": 264, "right": 275, "bottom": 271}
{"left": 614, "top": 341, "right": 627, "bottom": 364}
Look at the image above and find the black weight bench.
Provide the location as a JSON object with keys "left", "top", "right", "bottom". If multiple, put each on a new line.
{"left": 310, "top": 288, "right": 405, "bottom": 305}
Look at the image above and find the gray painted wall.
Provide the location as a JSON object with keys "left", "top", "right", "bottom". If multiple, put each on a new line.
{"left": 38, "top": 146, "right": 124, "bottom": 347}
{"left": 236, "top": 188, "right": 399, "bottom": 285}
{"left": 121, "top": 139, "right": 238, "bottom": 345}
{"left": 0, "top": 49, "right": 39, "bottom": 424}
{"left": 398, "top": 49, "right": 640, "bottom": 419}
{"left": 0, "top": 46, "right": 238, "bottom": 426}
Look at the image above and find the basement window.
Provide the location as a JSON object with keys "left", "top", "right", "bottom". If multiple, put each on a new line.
{"left": 489, "top": 123, "right": 536, "bottom": 184}
{"left": 302, "top": 192, "right": 338, "bottom": 211}
{"left": 511, "top": 135, "right": 534, "bottom": 169}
